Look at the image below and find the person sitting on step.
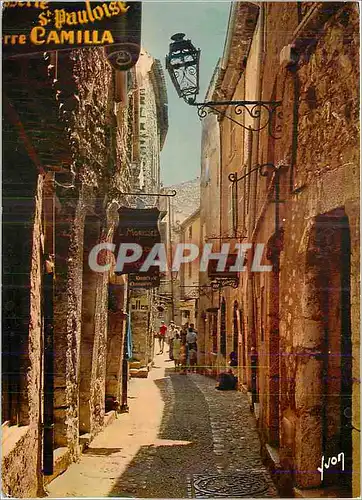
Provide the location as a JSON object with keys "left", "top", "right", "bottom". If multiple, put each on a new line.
{"left": 215, "top": 369, "right": 237, "bottom": 391}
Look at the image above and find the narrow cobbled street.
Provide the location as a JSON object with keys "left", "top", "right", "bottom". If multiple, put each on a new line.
{"left": 47, "top": 353, "right": 277, "bottom": 498}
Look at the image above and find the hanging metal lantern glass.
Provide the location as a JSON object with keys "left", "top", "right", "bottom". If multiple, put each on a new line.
{"left": 165, "top": 33, "right": 200, "bottom": 104}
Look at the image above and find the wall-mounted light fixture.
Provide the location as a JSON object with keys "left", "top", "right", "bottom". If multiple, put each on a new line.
{"left": 229, "top": 163, "right": 289, "bottom": 236}
{"left": 166, "top": 33, "right": 283, "bottom": 138}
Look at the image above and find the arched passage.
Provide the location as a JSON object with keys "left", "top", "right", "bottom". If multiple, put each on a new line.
{"left": 232, "top": 301, "right": 239, "bottom": 359}
{"left": 239, "top": 306, "right": 247, "bottom": 384}
{"left": 295, "top": 208, "right": 352, "bottom": 491}
{"left": 266, "top": 232, "right": 281, "bottom": 446}
{"left": 220, "top": 298, "right": 227, "bottom": 359}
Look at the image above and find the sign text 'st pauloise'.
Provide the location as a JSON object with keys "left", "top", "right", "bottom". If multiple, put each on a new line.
{"left": 2, "top": 1, "right": 142, "bottom": 71}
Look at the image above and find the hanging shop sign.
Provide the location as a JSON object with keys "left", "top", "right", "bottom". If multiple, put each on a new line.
{"left": 207, "top": 253, "right": 239, "bottom": 281}
{"left": 114, "top": 207, "right": 161, "bottom": 288}
{"left": 2, "top": 1, "right": 142, "bottom": 71}
{"left": 128, "top": 273, "right": 160, "bottom": 289}
{"left": 179, "top": 302, "right": 191, "bottom": 309}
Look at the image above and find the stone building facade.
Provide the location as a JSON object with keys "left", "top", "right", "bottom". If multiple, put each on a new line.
{"left": 158, "top": 179, "right": 201, "bottom": 326}
{"left": 198, "top": 65, "right": 223, "bottom": 376}
{"left": 2, "top": 44, "right": 142, "bottom": 497}
{"left": 179, "top": 208, "right": 201, "bottom": 326}
{"left": 125, "top": 50, "right": 168, "bottom": 370}
{"left": 198, "top": 2, "right": 359, "bottom": 497}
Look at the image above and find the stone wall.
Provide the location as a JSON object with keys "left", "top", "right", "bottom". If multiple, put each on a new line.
{"left": 2, "top": 88, "right": 46, "bottom": 496}
{"left": 259, "top": 3, "right": 359, "bottom": 493}
{"left": 2, "top": 44, "right": 131, "bottom": 496}
{"left": 201, "top": 2, "right": 359, "bottom": 496}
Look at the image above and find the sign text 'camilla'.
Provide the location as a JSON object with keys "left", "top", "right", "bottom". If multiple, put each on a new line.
{"left": 2, "top": 1, "right": 142, "bottom": 71}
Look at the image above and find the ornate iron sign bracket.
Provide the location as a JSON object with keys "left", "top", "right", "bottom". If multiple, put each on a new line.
{"left": 191, "top": 100, "right": 283, "bottom": 139}
{"left": 228, "top": 163, "right": 289, "bottom": 188}
{"left": 210, "top": 277, "right": 239, "bottom": 291}
{"left": 229, "top": 162, "right": 289, "bottom": 237}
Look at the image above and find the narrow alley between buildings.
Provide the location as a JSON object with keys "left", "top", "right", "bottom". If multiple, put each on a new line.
{"left": 2, "top": 2, "right": 359, "bottom": 498}
{"left": 46, "top": 351, "right": 277, "bottom": 499}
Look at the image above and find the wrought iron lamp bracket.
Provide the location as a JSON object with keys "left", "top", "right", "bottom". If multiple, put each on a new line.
{"left": 188, "top": 100, "right": 283, "bottom": 139}
{"left": 228, "top": 163, "right": 289, "bottom": 186}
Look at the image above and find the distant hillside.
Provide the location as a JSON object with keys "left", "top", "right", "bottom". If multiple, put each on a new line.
{"left": 166, "top": 178, "right": 200, "bottom": 226}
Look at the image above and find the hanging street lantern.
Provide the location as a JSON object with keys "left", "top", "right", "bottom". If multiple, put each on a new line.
{"left": 165, "top": 33, "right": 283, "bottom": 138}
{"left": 165, "top": 33, "right": 200, "bottom": 104}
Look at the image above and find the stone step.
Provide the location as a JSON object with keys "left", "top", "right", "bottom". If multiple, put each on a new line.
{"left": 129, "top": 361, "right": 141, "bottom": 369}
{"left": 130, "top": 367, "right": 148, "bottom": 378}
{"left": 79, "top": 433, "right": 91, "bottom": 450}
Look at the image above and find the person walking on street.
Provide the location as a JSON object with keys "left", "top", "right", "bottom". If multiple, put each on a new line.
{"left": 186, "top": 323, "right": 197, "bottom": 351}
{"left": 158, "top": 321, "right": 167, "bottom": 354}
{"left": 168, "top": 321, "right": 176, "bottom": 360}
{"left": 180, "top": 322, "right": 188, "bottom": 344}
{"left": 188, "top": 347, "right": 197, "bottom": 372}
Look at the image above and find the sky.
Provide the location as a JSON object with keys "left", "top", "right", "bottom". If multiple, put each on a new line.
{"left": 141, "top": 1, "right": 231, "bottom": 186}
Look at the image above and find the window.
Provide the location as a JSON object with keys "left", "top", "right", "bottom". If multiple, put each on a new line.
{"left": 140, "top": 89, "right": 146, "bottom": 105}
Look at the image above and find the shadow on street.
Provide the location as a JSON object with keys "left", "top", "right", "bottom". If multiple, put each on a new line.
{"left": 108, "top": 368, "right": 215, "bottom": 498}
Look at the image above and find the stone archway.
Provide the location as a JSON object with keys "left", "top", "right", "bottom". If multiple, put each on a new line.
{"left": 295, "top": 208, "right": 352, "bottom": 492}
{"left": 232, "top": 301, "right": 239, "bottom": 358}
{"left": 266, "top": 232, "right": 281, "bottom": 447}
{"left": 220, "top": 298, "right": 227, "bottom": 359}
{"left": 238, "top": 306, "right": 247, "bottom": 385}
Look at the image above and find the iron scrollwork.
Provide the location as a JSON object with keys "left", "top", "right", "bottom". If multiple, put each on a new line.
{"left": 210, "top": 278, "right": 239, "bottom": 291}
{"left": 228, "top": 163, "right": 289, "bottom": 186}
{"left": 173, "top": 66, "right": 198, "bottom": 103}
{"left": 193, "top": 101, "right": 283, "bottom": 139}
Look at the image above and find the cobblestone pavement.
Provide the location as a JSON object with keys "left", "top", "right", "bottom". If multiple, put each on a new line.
{"left": 47, "top": 353, "right": 277, "bottom": 498}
